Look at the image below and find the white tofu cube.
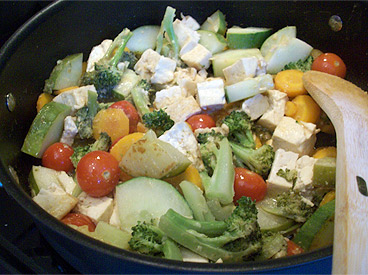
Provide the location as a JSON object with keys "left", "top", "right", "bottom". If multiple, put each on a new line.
{"left": 272, "top": 116, "right": 318, "bottom": 156}
{"left": 33, "top": 186, "right": 78, "bottom": 220}
{"left": 294, "top": 155, "right": 317, "bottom": 192}
{"left": 267, "top": 149, "right": 299, "bottom": 195}
{"left": 154, "top": 86, "right": 186, "bottom": 109}
{"left": 258, "top": 89, "right": 288, "bottom": 131}
{"left": 181, "top": 44, "right": 212, "bottom": 70}
{"left": 74, "top": 192, "right": 114, "bottom": 223}
{"left": 180, "top": 15, "right": 200, "bottom": 31}
{"left": 174, "top": 67, "right": 207, "bottom": 97}
{"left": 86, "top": 39, "right": 112, "bottom": 72}
{"left": 180, "top": 37, "right": 198, "bottom": 56}
{"left": 109, "top": 200, "right": 121, "bottom": 229}
{"left": 173, "top": 19, "right": 200, "bottom": 47}
{"left": 56, "top": 171, "right": 77, "bottom": 196}
{"left": 223, "top": 57, "right": 258, "bottom": 85}
{"left": 197, "top": 78, "right": 226, "bottom": 111}
{"left": 242, "top": 93, "right": 270, "bottom": 120}
{"left": 151, "top": 56, "right": 177, "bottom": 84}
{"left": 164, "top": 96, "right": 202, "bottom": 123}
{"left": 159, "top": 121, "right": 204, "bottom": 170}
{"left": 53, "top": 85, "right": 97, "bottom": 114}
{"left": 60, "top": 116, "right": 78, "bottom": 146}
{"left": 134, "top": 48, "right": 161, "bottom": 80}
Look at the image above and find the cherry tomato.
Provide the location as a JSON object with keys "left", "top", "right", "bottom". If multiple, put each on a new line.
{"left": 286, "top": 239, "right": 304, "bottom": 256}
{"left": 311, "top": 53, "right": 346, "bottom": 78}
{"left": 233, "top": 167, "right": 267, "bottom": 204}
{"left": 61, "top": 213, "right": 96, "bottom": 232}
{"left": 42, "top": 142, "right": 74, "bottom": 172}
{"left": 76, "top": 151, "right": 120, "bottom": 197}
{"left": 186, "top": 114, "right": 216, "bottom": 131}
{"left": 109, "top": 100, "right": 140, "bottom": 133}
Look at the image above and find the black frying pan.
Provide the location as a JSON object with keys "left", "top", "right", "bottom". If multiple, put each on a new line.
{"left": 1, "top": 1, "right": 367, "bottom": 273}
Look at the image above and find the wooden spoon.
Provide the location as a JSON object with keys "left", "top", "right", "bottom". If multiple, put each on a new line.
{"left": 303, "top": 71, "right": 368, "bottom": 274}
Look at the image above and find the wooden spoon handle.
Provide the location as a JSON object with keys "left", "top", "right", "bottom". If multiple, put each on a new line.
{"left": 303, "top": 71, "right": 368, "bottom": 274}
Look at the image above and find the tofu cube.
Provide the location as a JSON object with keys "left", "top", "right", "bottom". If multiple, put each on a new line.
{"left": 163, "top": 96, "right": 202, "bottom": 123}
{"left": 33, "top": 186, "right": 78, "bottom": 220}
{"left": 109, "top": 200, "right": 121, "bottom": 229}
{"left": 86, "top": 39, "right": 112, "bottom": 72}
{"left": 197, "top": 78, "right": 226, "bottom": 111}
{"left": 74, "top": 192, "right": 114, "bottom": 223}
{"left": 134, "top": 49, "right": 161, "bottom": 80}
{"left": 159, "top": 121, "right": 204, "bottom": 170}
{"left": 267, "top": 149, "right": 299, "bottom": 195}
{"left": 181, "top": 44, "right": 212, "bottom": 70}
{"left": 241, "top": 93, "right": 270, "bottom": 120}
{"left": 151, "top": 56, "right": 177, "bottom": 84}
{"left": 223, "top": 57, "right": 258, "bottom": 85}
{"left": 60, "top": 116, "right": 78, "bottom": 146}
{"left": 294, "top": 155, "right": 317, "bottom": 192}
{"left": 258, "top": 89, "right": 288, "bottom": 130}
{"left": 53, "top": 85, "right": 97, "bottom": 114}
{"left": 272, "top": 116, "right": 318, "bottom": 156}
{"left": 180, "top": 15, "right": 200, "bottom": 31}
{"left": 154, "top": 86, "right": 186, "bottom": 109}
{"left": 56, "top": 171, "right": 77, "bottom": 195}
{"left": 173, "top": 19, "right": 200, "bottom": 47}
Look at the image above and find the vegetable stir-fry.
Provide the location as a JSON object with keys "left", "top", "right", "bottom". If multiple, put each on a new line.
{"left": 22, "top": 6, "right": 342, "bottom": 263}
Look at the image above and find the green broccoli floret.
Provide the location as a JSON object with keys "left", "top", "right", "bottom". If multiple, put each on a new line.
{"left": 142, "top": 109, "right": 174, "bottom": 137}
{"left": 273, "top": 190, "right": 316, "bottom": 223}
{"left": 277, "top": 168, "right": 298, "bottom": 189}
{"left": 200, "top": 138, "right": 235, "bottom": 205}
{"left": 129, "top": 220, "right": 182, "bottom": 261}
{"left": 120, "top": 51, "right": 138, "bottom": 69}
{"left": 283, "top": 55, "right": 314, "bottom": 72}
{"left": 158, "top": 196, "right": 262, "bottom": 263}
{"left": 75, "top": 106, "right": 94, "bottom": 139}
{"left": 80, "top": 28, "right": 133, "bottom": 100}
{"left": 197, "top": 130, "right": 226, "bottom": 176}
{"left": 70, "top": 132, "right": 111, "bottom": 167}
{"left": 230, "top": 142, "right": 275, "bottom": 178}
{"left": 223, "top": 111, "right": 255, "bottom": 149}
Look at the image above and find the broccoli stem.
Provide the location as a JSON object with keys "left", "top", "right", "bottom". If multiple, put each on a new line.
{"left": 162, "top": 239, "right": 183, "bottom": 261}
{"left": 131, "top": 86, "right": 150, "bottom": 116}
{"left": 201, "top": 138, "right": 235, "bottom": 205}
{"left": 156, "top": 6, "right": 179, "bottom": 60}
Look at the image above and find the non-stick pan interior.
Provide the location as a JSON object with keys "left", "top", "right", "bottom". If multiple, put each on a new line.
{"left": 0, "top": 1, "right": 366, "bottom": 273}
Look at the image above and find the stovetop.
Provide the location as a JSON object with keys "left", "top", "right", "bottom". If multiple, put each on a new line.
{"left": 0, "top": 1, "right": 79, "bottom": 273}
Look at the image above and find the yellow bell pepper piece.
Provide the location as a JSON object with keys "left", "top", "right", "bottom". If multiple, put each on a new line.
{"left": 54, "top": 86, "right": 79, "bottom": 95}
{"left": 36, "top": 93, "right": 54, "bottom": 112}
{"left": 313, "top": 147, "right": 337, "bottom": 159}
{"left": 165, "top": 165, "right": 203, "bottom": 191}
{"left": 319, "top": 191, "right": 335, "bottom": 207}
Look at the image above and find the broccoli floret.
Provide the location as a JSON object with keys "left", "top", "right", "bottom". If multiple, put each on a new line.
{"left": 197, "top": 130, "right": 226, "bottom": 176}
{"left": 142, "top": 109, "right": 174, "bottom": 137}
{"left": 253, "top": 124, "right": 273, "bottom": 144}
{"left": 230, "top": 142, "right": 275, "bottom": 178}
{"left": 223, "top": 111, "right": 255, "bottom": 149}
{"left": 80, "top": 28, "right": 133, "bottom": 100}
{"left": 283, "top": 55, "right": 314, "bottom": 72}
{"left": 129, "top": 220, "right": 182, "bottom": 260}
{"left": 75, "top": 106, "right": 94, "bottom": 139}
{"left": 70, "top": 132, "right": 111, "bottom": 167}
{"left": 277, "top": 168, "right": 298, "bottom": 189}
{"left": 200, "top": 138, "right": 235, "bottom": 205}
{"left": 120, "top": 51, "right": 138, "bottom": 69}
{"left": 158, "top": 196, "right": 262, "bottom": 263}
{"left": 273, "top": 190, "right": 316, "bottom": 223}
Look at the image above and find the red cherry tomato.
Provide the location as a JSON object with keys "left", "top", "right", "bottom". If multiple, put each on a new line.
{"left": 286, "top": 239, "right": 304, "bottom": 256}
{"left": 109, "top": 100, "right": 140, "bottom": 133}
{"left": 42, "top": 142, "right": 74, "bottom": 172}
{"left": 61, "top": 213, "right": 96, "bottom": 232}
{"left": 186, "top": 114, "right": 216, "bottom": 131}
{"left": 233, "top": 167, "right": 267, "bottom": 204}
{"left": 76, "top": 151, "right": 120, "bottom": 197}
{"left": 311, "top": 53, "right": 346, "bottom": 78}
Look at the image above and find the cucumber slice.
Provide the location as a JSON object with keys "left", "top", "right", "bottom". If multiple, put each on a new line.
{"left": 200, "top": 10, "right": 227, "bottom": 36}
{"left": 313, "top": 157, "right": 336, "bottom": 188}
{"left": 43, "top": 53, "right": 83, "bottom": 93}
{"left": 29, "top": 165, "right": 61, "bottom": 197}
{"left": 120, "top": 130, "right": 191, "bottom": 179}
{"left": 21, "top": 101, "right": 72, "bottom": 158}
{"left": 227, "top": 27, "right": 272, "bottom": 49}
{"left": 198, "top": 30, "right": 227, "bottom": 55}
{"left": 264, "top": 37, "right": 313, "bottom": 74}
{"left": 94, "top": 221, "right": 131, "bottom": 249}
{"left": 211, "top": 48, "right": 263, "bottom": 78}
{"left": 179, "top": 180, "right": 215, "bottom": 222}
{"left": 126, "top": 25, "right": 160, "bottom": 54}
{"left": 115, "top": 177, "right": 193, "bottom": 232}
{"left": 112, "top": 69, "right": 141, "bottom": 100}
{"left": 225, "top": 74, "right": 274, "bottom": 103}
{"left": 309, "top": 214, "right": 334, "bottom": 250}
{"left": 293, "top": 199, "right": 335, "bottom": 250}
{"left": 257, "top": 205, "right": 295, "bottom": 232}
{"left": 260, "top": 26, "right": 296, "bottom": 57}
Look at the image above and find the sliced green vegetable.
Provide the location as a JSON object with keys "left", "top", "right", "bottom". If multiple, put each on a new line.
{"left": 126, "top": 25, "right": 160, "bottom": 54}
{"left": 227, "top": 27, "right": 272, "bottom": 49}
{"left": 115, "top": 177, "right": 193, "bottom": 232}
{"left": 198, "top": 30, "right": 227, "bottom": 54}
{"left": 200, "top": 10, "right": 227, "bottom": 36}
{"left": 94, "top": 221, "right": 131, "bottom": 250}
{"left": 260, "top": 26, "right": 296, "bottom": 57}
{"left": 313, "top": 157, "right": 336, "bottom": 188}
{"left": 21, "top": 101, "right": 71, "bottom": 158}
{"left": 293, "top": 199, "right": 335, "bottom": 250}
{"left": 112, "top": 69, "right": 141, "bottom": 100}
{"left": 43, "top": 53, "right": 83, "bottom": 93}
{"left": 257, "top": 205, "right": 295, "bottom": 233}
